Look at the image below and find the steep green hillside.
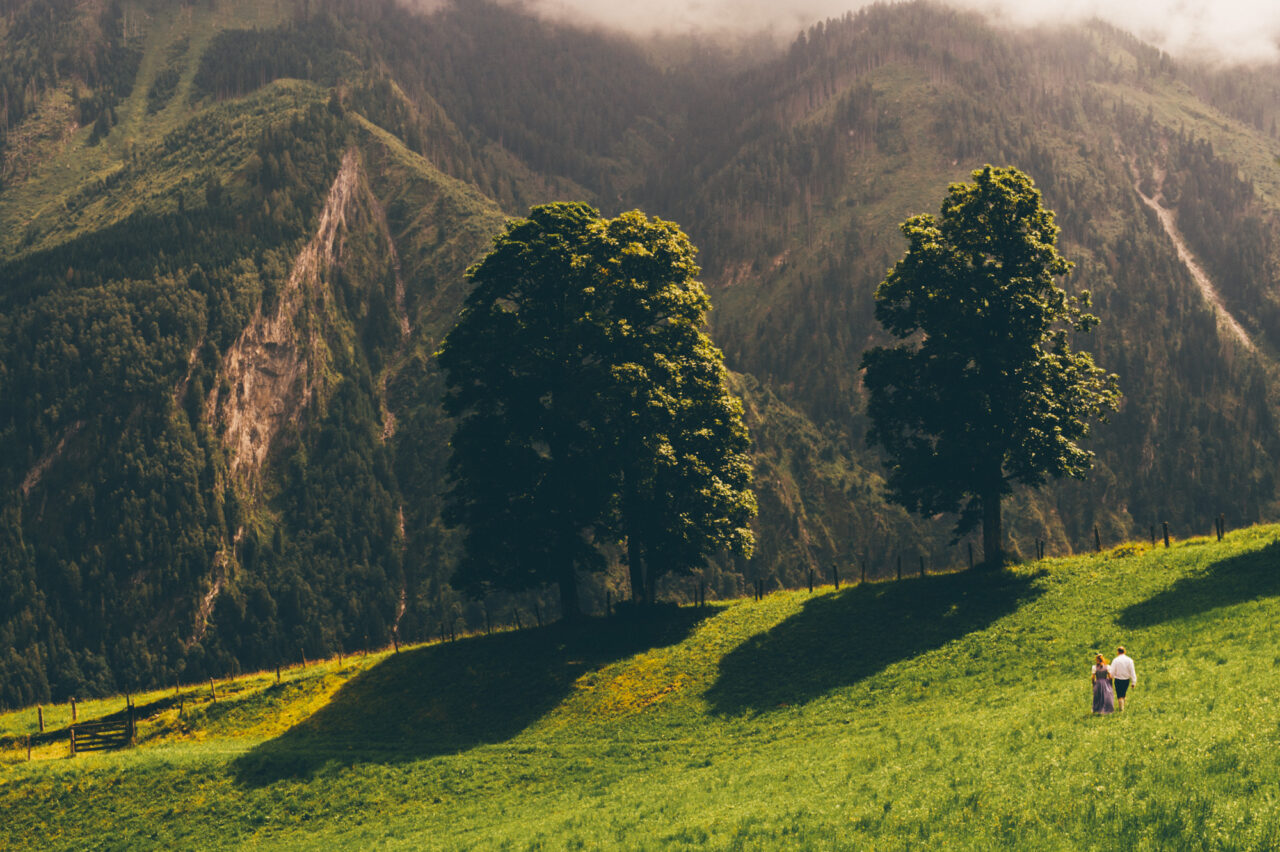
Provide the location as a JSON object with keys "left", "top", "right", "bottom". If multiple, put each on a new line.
{"left": 3, "top": 526, "right": 1280, "bottom": 848}
{"left": 5, "top": 0, "right": 1280, "bottom": 707}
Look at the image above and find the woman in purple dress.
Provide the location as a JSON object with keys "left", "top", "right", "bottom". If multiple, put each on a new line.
{"left": 1091, "top": 653, "right": 1115, "bottom": 715}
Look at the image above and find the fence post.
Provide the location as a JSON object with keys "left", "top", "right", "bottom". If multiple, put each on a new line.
{"left": 37, "top": 705, "right": 43, "bottom": 733}
{"left": 808, "top": 570, "right": 814, "bottom": 592}
{"left": 128, "top": 703, "right": 135, "bottom": 746}
{"left": 70, "top": 726, "right": 76, "bottom": 757}
{"left": 1150, "top": 524, "right": 1156, "bottom": 546}
{"left": 1094, "top": 525, "right": 1102, "bottom": 552}
{"left": 71, "top": 697, "right": 77, "bottom": 723}
{"left": 209, "top": 678, "right": 216, "bottom": 703}
{"left": 1163, "top": 521, "right": 1170, "bottom": 548}
{"left": 276, "top": 665, "right": 281, "bottom": 684}
{"left": 26, "top": 734, "right": 31, "bottom": 762}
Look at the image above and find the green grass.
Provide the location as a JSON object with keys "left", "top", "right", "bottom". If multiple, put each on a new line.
{"left": 4, "top": 525, "right": 1280, "bottom": 848}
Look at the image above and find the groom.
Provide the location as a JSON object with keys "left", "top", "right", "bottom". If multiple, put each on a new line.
{"left": 1111, "top": 646, "right": 1137, "bottom": 710}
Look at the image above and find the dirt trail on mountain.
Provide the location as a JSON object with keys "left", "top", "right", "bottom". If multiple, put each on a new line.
{"left": 1134, "top": 166, "right": 1256, "bottom": 352}
{"left": 20, "top": 420, "right": 84, "bottom": 498}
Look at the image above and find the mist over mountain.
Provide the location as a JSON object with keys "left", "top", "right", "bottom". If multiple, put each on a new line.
{"left": 3, "top": 0, "right": 1280, "bottom": 707}
{"left": 516, "top": 0, "right": 1280, "bottom": 62}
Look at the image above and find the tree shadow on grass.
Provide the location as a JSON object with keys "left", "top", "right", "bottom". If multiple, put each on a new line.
{"left": 705, "top": 569, "right": 1044, "bottom": 715}
{"left": 232, "top": 605, "right": 709, "bottom": 787}
{"left": 1119, "top": 539, "right": 1280, "bottom": 629}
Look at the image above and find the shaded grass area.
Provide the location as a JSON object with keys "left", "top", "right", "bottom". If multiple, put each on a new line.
{"left": 707, "top": 568, "right": 1043, "bottom": 714}
{"left": 234, "top": 606, "right": 711, "bottom": 785}
{"left": 1120, "top": 538, "right": 1280, "bottom": 627}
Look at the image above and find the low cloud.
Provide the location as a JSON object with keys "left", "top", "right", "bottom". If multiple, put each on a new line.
{"left": 518, "top": 0, "right": 1280, "bottom": 63}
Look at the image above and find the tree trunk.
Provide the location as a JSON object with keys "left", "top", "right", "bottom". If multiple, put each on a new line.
{"left": 982, "top": 489, "right": 1004, "bottom": 569}
{"left": 558, "top": 564, "right": 580, "bottom": 622}
{"left": 627, "top": 535, "right": 646, "bottom": 604}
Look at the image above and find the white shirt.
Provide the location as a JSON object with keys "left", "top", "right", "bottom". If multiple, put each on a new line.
{"left": 1110, "top": 654, "right": 1136, "bottom": 683}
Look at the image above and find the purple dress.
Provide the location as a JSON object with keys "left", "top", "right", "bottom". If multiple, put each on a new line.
{"left": 1092, "top": 664, "right": 1115, "bottom": 714}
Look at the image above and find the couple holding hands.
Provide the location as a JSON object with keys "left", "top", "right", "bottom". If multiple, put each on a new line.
{"left": 1091, "top": 647, "right": 1137, "bottom": 715}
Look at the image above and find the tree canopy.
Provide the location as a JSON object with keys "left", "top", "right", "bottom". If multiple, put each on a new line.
{"left": 437, "top": 202, "right": 755, "bottom": 617}
{"left": 861, "top": 166, "right": 1121, "bottom": 567}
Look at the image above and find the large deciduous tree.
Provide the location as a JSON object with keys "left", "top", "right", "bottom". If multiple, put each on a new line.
{"left": 593, "top": 211, "right": 756, "bottom": 604}
{"left": 861, "top": 166, "right": 1120, "bottom": 567}
{"left": 438, "top": 202, "right": 755, "bottom": 618}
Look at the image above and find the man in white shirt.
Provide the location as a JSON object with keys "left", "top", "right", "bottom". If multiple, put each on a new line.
{"left": 1111, "top": 646, "right": 1137, "bottom": 710}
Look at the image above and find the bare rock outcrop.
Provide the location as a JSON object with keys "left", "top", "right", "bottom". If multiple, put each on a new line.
{"left": 209, "top": 149, "right": 366, "bottom": 487}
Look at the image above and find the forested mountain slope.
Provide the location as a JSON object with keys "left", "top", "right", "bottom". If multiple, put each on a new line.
{"left": 2, "top": 0, "right": 1279, "bottom": 706}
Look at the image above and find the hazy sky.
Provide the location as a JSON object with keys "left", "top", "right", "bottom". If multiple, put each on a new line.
{"left": 521, "top": 0, "right": 1280, "bottom": 63}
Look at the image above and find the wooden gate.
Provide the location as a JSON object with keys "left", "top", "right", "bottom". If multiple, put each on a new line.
{"left": 69, "top": 712, "right": 134, "bottom": 755}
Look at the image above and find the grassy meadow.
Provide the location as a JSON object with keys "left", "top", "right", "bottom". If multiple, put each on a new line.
{"left": 3, "top": 526, "right": 1280, "bottom": 849}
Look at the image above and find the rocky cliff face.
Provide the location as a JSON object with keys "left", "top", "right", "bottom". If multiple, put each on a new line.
{"left": 212, "top": 149, "right": 362, "bottom": 486}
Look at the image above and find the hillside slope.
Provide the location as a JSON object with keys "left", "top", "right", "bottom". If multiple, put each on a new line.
{"left": 3, "top": 525, "right": 1280, "bottom": 848}
{"left": 5, "top": 0, "right": 1280, "bottom": 706}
